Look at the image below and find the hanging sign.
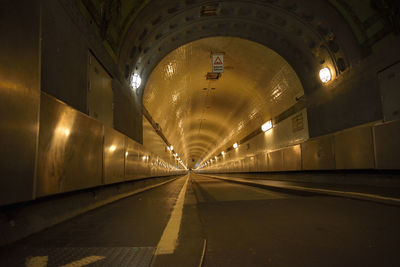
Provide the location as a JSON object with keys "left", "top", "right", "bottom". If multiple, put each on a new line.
{"left": 212, "top": 54, "right": 224, "bottom": 73}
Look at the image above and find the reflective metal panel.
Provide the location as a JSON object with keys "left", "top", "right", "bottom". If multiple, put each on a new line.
{"left": 255, "top": 152, "right": 268, "bottom": 172}
{"left": 248, "top": 156, "right": 256, "bottom": 172}
{"left": 125, "top": 137, "right": 141, "bottom": 180}
{"left": 268, "top": 150, "right": 284, "bottom": 172}
{"left": 137, "top": 147, "right": 151, "bottom": 178}
{"left": 283, "top": 145, "right": 301, "bottom": 171}
{"left": 374, "top": 120, "right": 400, "bottom": 169}
{"left": 104, "top": 127, "right": 125, "bottom": 184}
{"left": 335, "top": 126, "right": 374, "bottom": 169}
{"left": 36, "top": 94, "right": 103, "bottom": 197}
{"left": 301, "top": 136, "right": 335, "bottom": 170}
{"left": 0, "top": 1, "right": 40, "bottom": 205}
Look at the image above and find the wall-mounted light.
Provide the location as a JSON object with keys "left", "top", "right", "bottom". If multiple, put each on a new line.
{"left": 261, "top": 120, "right": 272, "bottom": 132}
{"left": 169, "top": 145, "right": 174, "bottom": 151}
{"left": 233, "top": 143, "right": 238, "bottom": 149}
{"left": 109, "top": 145, "right": 116, "bottom": 152}
{"left": 221, "top": 151, "right": 225, "bottom": 156}
{"left": 214, "top": 156, "right": 217, "bottom": 160}
{"left": 319, "top": 67, "right": 332, "bottom": 83}
{"left": 64, "top": 129, "right": 70, "bottom": 137}
{"left": 131, "top": 73, "right": 142, "bottom": 89}
{"left": 125, "top": 152, "right": 129, "bottom": 156}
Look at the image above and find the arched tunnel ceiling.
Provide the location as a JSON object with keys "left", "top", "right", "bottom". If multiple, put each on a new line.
{"left": 79, "top": 0, "right": 397, "bottom": 93}
{"left": 143, "top": 37, "right": 303, "bottom": 168}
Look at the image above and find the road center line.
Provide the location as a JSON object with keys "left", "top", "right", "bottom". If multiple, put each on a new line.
{"left": 155, "top": 176, "right": 189, "bottom": 255}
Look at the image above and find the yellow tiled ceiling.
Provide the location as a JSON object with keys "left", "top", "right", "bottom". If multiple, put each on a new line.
{"left": 143, "top": 37, "right": 304, "bottom": 168}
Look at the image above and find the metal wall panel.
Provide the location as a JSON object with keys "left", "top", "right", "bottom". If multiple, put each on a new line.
{"left": 248, "top": 156, "right": 256, "bottom": 172}
{"left": 41, "top": 0, "right": 88, "bottom": 113}
{"left": 88, "top": 53, "right": 114, "bottom": 128}
{"left": 334, "top": 126, "right": 374, "bottom": 169}
{"left": 125, "top": 138, "right": 141, "bottom": 180}
{"left": 268, "top": 150, "right": 284, "bottom": 171}
{"left": 0, "top": 1, "right": 40, "bottom": 205}
{"left": 36, "top": 93, "right": 103, "bottom": 197}
{"left": 283, "top": 145, "right": 301, "bottom": 171}
{"left": 104, "top": 127, "right": 125, "bottom": 184}
{"left": 256, "top": 152, "right": 268, "bottom": 172}
{"left": 374, "top": 120, "right": 400, "bottom": 169}
{"left": 378, "top": 62, "right": 400, "bottom": 122}
{"left": 301, "top": 135, "right": 335, "bottom": 170}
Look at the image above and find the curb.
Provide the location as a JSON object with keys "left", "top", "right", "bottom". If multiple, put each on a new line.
{"left": 200, "top": 174, "right": 400, "bottom": 206}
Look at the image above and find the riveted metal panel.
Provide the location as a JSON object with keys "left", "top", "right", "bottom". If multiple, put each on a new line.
{"left": 125, "top": 137, "right": 141, "bottom": 180}
{"left": 283, "top": 145, "right": 301, "bottom": 171}
{"left": 104, "top": 127, "right": 125, "bottom": 184}
{"left": 268, "top": 150, "right": 284, "bottom": 171}
{"left": 0, "top": 1, "right": 40, "bottom": 205}
{"left": 301, "top": 135, "right": 335, "bottom": 170}
{"left": 334, "top": 126, "right": 374, "bottom": 169}
{"left": 374, "top": 120, "right": 400, "bottom": 169}
{"left": 36, "top": 93, "right": 103, "bottom": 197}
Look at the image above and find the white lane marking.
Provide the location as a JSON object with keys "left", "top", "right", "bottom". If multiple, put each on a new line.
{"left": 60, "top": 256, "right": 106, "bottom": 267}
{"left": 155, "top": 176, "right": 189, "bottom": 255}
{"left": 25, "top": 256, "right": 48, "bottom": 267}
{"left": 25, "top": 255, "right": 105, "bottom": 267}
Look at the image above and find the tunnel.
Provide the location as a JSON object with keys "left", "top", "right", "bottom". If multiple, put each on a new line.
{"left": 1, "top": 0, "right": 400, "bottom": 266}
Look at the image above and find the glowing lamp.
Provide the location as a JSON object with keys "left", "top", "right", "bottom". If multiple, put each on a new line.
{"left": 319, "top": 67, "right": 332, "bottom": 83}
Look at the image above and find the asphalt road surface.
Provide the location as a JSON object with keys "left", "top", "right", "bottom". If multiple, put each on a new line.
{"left": 1, "top": 173, "right": 399, "bottom": 266}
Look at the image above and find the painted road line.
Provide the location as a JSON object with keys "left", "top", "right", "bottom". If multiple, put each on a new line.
{"left": 155, "top": 176, "right": 189, "bottom": 255}
{"left": 25, "top": 256, "right": 48, "bottom": 267}
{"left": 25, "top": 255, "right": 105, "bottom": 267}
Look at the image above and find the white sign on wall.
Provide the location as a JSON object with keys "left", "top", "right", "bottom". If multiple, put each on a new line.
{"left": 212, "top": 54, "right": 224, "bottom": 73}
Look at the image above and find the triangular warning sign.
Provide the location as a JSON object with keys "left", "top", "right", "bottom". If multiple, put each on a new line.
{"left": 214, "top": 56, "right": 223, "bottom": 65}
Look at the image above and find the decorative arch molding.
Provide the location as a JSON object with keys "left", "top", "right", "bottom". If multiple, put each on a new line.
{"left": 119, "top": 0, "right": 361, "bottom": 99}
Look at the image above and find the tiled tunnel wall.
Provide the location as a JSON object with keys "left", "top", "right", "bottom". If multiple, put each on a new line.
{"left": 196, "top": 110, "right": 400, "bottom": 174}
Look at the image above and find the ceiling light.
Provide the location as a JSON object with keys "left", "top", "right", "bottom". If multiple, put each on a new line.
{"left": 221, "top": 151, "right": 225, "bottom": 155}
{"left": 169, "top": 145, "right": 174, "bottom": 151}
{"left": 233, "top": 143, "right": 238, "bottom": 149}
{"left": 131, "top": 73, "right": 142, "bottom": 89}
{"left": 261, "top": 120, "right": 272, "bottom": 132}
{"left": 319, "top": 67, "right": 332, "bottom": 83}
{"left": 109, "top": 145, "right": 116, "bottom": 152}
{"left": 214, "top": 156, "right": 217, "bottom": 160}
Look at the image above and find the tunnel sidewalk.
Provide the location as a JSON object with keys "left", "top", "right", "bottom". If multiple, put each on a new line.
{"left": 199, "top": 172, "right": 400, "bottom": 206}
